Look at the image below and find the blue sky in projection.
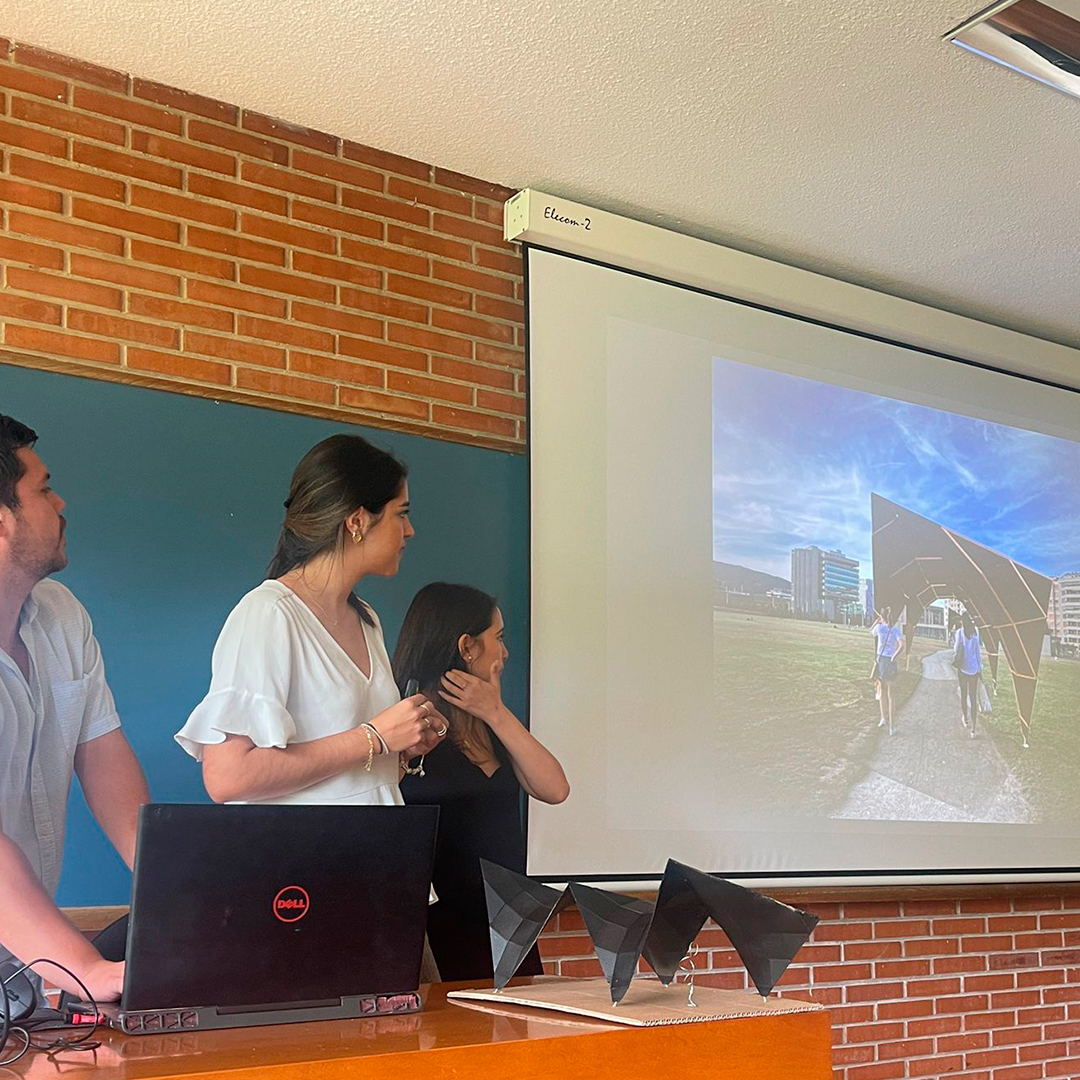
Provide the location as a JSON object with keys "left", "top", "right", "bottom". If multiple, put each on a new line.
{"left": 712, "top": 357, "right": 1080, "bottom": 582}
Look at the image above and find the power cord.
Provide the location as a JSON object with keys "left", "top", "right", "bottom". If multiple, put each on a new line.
{"left": 0, "top": 960, "right": 100, "bottom": 1065}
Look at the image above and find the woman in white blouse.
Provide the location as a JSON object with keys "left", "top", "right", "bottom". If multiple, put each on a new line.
{"left": 175, "top": 433, "right": 447, "bottom": 808}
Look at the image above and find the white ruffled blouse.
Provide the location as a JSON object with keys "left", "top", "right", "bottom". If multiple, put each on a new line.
{"left": 175, "top": 580, "right": 403, "bottom": 806}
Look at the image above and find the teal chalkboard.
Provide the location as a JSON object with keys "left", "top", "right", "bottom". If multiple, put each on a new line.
{"left": 0, "top": 363, "right": 528, "bottom": 905}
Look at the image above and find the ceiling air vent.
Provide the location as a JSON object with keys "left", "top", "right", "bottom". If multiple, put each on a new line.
{"left": 946, "top": 0, "right": 1080, "bottom": 100}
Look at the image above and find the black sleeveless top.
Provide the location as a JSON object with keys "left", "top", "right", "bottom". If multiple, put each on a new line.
{"left": 400, "top": 732, "right": 543, "bottom": 981}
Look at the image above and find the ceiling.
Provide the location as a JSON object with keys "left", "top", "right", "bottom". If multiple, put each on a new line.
{"left": 4, "top": 0, "right": 1080, "bottom": 350}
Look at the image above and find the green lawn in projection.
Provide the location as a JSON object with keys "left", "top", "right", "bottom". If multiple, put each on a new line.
{"left": 982, "top": 656, "right": 1080, "bottom": 822}
{"left": 713, "top": 609, "right": 938, "bottom": 816}
{"left": 714, "top": 609, "right": 1080, "bottom": 821}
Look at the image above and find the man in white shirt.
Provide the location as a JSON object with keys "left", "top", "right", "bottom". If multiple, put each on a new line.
{"left": 0, "top": 414, "right": 149, "bottom": 1002}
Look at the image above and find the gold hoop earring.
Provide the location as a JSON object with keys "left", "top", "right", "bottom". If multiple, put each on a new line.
{"left": 352, "top": 531, "right": 363, "bottom": 545}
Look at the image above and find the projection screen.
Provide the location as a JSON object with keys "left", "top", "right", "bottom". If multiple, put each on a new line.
{"left": 522, "top": 211, "right": 1080, "bottom": 887}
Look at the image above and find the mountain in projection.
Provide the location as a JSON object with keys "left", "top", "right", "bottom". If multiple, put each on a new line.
{"left": 713, "top": 561, "right": 790, "bottom": 595}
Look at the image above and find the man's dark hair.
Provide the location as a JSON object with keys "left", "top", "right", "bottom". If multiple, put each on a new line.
{"left": 0, "top": 415, "right": 39, "bottom": 510}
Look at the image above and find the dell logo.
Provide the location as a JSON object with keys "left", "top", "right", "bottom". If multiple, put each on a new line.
{"left": 273, "top": 885, "right": 310, "bottom": 923}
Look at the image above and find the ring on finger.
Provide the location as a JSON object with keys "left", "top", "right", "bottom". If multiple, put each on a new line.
{"left": 435, "top": 724, "right": 448, "bottom": 737}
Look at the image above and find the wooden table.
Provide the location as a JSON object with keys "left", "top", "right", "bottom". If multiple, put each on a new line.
{"left": 7, "top": 980, "right": 832, "bottom": 1080}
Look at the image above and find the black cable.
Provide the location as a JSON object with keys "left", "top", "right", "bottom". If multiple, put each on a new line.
{"left": 0, "top": 960, "right": 101, "bottom": 1064}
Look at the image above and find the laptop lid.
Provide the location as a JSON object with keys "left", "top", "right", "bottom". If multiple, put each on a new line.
{"left": 121, "top": 803, "right": 438, "bottom": 1013}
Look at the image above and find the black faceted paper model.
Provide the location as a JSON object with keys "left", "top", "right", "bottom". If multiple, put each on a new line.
{"left": 569, "top": 883, "right": 654, "bottom": 1005}
{"left": 480, "top": 858, "right": 819, "bottom": 1003}
{"left": 481, "top": 858, "right": 569, "bottom": 989}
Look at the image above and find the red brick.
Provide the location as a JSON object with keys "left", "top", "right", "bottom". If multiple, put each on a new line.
{"left": 476, "top": 294, "right": 523, "bottom": 323}
{"left": 242, "top": 161, "right": 335, "bottom": 202}
{"left": 240, "top": 213, "right": 335, "bottom": 253}
{"left": 289, "top": 302, "right": 381, "bottom": 340}
{"left": 1043, "top": 948, "right": 1080, "bottom": 965}
{"left": 15, "top": 45, "right": 125, "bottom": 92}
{"left": 990, "top": 1025, "right": 1044, "bottom": 1047}
{"left": 433, "top": 211, "right": 505, "bottom": 247}
{"left": 131, "top": 129, "right": 236, "bottom": 176}
{"left": 293, "top": 149, "right": 381, "bottom": 191}
{"left": 989, "top": 952, "right": 1040, "bottom": 970}
{"left": 966, "top": 1048, "right": 1018, "bottom": 1067}
{"left": 187, "top": 280, "right": 285, "bottom": 317}
{"left": 9, "top": 211, "right": 122, "bottom": 256}
{"left": 132, "top": 80, "right": 237, "bottom": 124}
{"left": 384, "top": 273, "right": 469, "bottom": 310}
{"left": 73, "top": 141, "right": 181, "bottom": 188}
{"left": 132, "top": 240, "right": 235, "bottom": 280}
{"left": 961, "top": 936, "right": 1014, "bottom": 953}
{"left": 72, "top": 86, "right": 182, "bottom": 134}
{"left": 11, "top": 95, "right": 124, "bottom": 143}
{"left": 291, "top": 200, "right": 382, "bottom": 239}
{"left": 906, "top": 1055, "right": 965, "bottom": 1077}
{"left": 186, "top": 227, "right": 284, "bottom": 266}
{"left": 387, "top": 371, "right": 471, "bottom": 405}
{"left": 1019, "top": 1039, "right": 1069, "bottom": 1061}
{"left": 843, "top": 902, "right": 902, "bottom": 919}
{"left": 1014, "top": 931, "right": 1063, "bottom": 949}
{"left": 432, "top": 404, "right": 515, "bottom": 437}
{"left": 0, "top": 64, "right": 67, "bottom": 103}
{"left": 1012, "top": 897, "right": 1063, "bottom": 913}
{"left": 131, "top": 186, "right": 237, "bottom": 229}
{"left": 1045, "top": 985, "right": 1080, "bottom": 1003}
{"left": 238, "top": 265, "right": 330, "bottom": 301}
{"left": 0, "top": 293, "right": 61, "bottom": 324}
{"left": 67, "top": 309, "right": 178, "bottom": 348}
{"left": 475, "top": 389, "right": 525, "bottom": 416}
{"left": 6, "top": 267, "right": 120, "bottom": 309}
{"left": 291, "top": 251, "right": 381, "bottom": 288}
{"left": 877, "top": 1038, "right": 936, "bottom": 1060}
{"left": 958, "top": 899, "right": 1012, "bottom": 915}
{"left": 11, "top": 154, "right": 124, "bottom": 201}
{"left": 1015, "top": 1004, "right": 1066, "bottom": 1023}
{"left": 338, "top": 336, "right": 427, "bottom": 371}
{"left": 235, "top": 366, "right": 333, "bottom": 404}
{"left": 986, "top": 916, "right": 1038, "bottom": 932}
{"left": 903, "top": 900, "right": 959, "bottom": 917}
{"left": 242, "top": 113, "right": 337, "bottom": 155}
{"left": 340, "top": 236, "right": 428, "bottom": 275}
{"left": 432, "top": 258, "right": 515, "bottom": 297}
{"left": 476, "top": 246, "right": 522, "bottom": 274}
{"left": 966, "top": 974, "right": 1016, "bottom": 991}
{"left": 339, "top": 386, "right": 428, "bottom": 420}
{"left": 965, "top": 1010, "right": 1019, "bottom": 1030}
{"left": 386, "top": 177, "right": 469, "bottom": 215}
{"left": 288, "top": 352, "right": 383, "bottom": 387}
{"left": 937, "top": 1032, "right": 988, "bottom": 1051}
{"left": 188, "top": 174, "right": 287, "bottom": 216}
{"left": 874, "top": 919, "right": 930, "bottom": 938}
{"left": 340, "top": 187, "right": 429, "bottom": 227}
{"left": 70, "top": 253, "right": 180, "bottom": 294}
{"left": 342, "top": 140, "right": 429, "bottom": 181}
{"left": 127, "top": 347, "right": 230, "bottom": 385}
{"left": 0, "top": 116, "right": 67, "bottom": 156}
{"left": 476, "top": 342, "right": 525, "bottom": 368}
{"left": 432, "top": 167, "right": 512, "bottom": 202}
{"left": 1045, "top": 1021, "right": 1080, "bottom": 1038}
{"left": 1041, "top": 914, "right": 1080, "bottom": 929}
{"left": 876, "top": 959, "right": 932, "bottom": 978}
{"left": 0, "top": 235, "right": 64, "bottom": 271}
{"left": 5, "top": 323, "right": 119, "bottom": 363}
{"left": 189, "top": 120, "right": 286, "bottom": 165}
{"left": 338, "top": 286, "right": 426, "bottom": 324}
{"left": 904, "top": 936, "right": 959, "bottom": 956}
{"left": 185, "top": 331, "right": 284, "bottom": 368}
{"left": 432, "top": 307, "right": 515, "bottom": 344}
{"left": 833, "top": 1045, "right": 875, "bottom": 1066}
{"left": 990, "top": 1065, "right": 1045, "bottom": 1080}
{"left": 935, "top": 956, "right": 986, "bottom": 974}
{"left": 0, "top": 177, "right": 63, "bottom": 212}
{"left": 128, "top": 294, "right": 235, "bottom": 332}
{"left": 1016, "top": 968, "right": 1065, "bottom": 986}
{"left": 387, "top": 223, "right": 469, "bottom": 261}
{"left": 934, "top": 994, "right": 989, "bottom": 1013}
{"left": 845, "top": 1021, "right": 906, "bottom": 1043}
{"left": 473, "top": 198, "right": 503, "bottom": 225}
{"left": 237, "top": 314, "right": 334, "bottom": 352}
{"left": 431, "top": 356, "right": 514, "bottom": 390}
{"left": 388, "top": 322, "right": 472, "bottom": 358}
{"left": 845, "top": 1063, "right": 906, "bottom": 1080}
{"left": 72, "top": 198, "right": 180, "bottom": 242}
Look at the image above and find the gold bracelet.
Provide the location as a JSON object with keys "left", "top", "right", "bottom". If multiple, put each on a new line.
{"left": 361, "top": 724, "right": 375, "bottom": 772}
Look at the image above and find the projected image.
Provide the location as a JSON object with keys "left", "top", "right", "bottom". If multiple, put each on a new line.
{"left": 712, "top": 358, "right": 1080, "bottom": 825}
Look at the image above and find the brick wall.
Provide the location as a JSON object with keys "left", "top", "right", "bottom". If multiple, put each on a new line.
{"left": 0, "top": 38, "right": 525, "bottom": 451}
{"left": 539, "top": 894, "right": 1080, "bottom": 1079}
{"left": 6, "top": 34, "right": 1079, "bottom": 1080}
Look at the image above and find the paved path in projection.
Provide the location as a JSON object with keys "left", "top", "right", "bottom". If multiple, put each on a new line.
{"left": 835, "top": 648, "right": 1032, "bottom": 823}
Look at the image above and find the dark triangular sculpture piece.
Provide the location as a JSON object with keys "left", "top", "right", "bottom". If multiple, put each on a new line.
{"left": 661, "top": 860, "right": 819, "bottom": 998}
{"left": 481, "top": 858, "right": 819, "bottom": 1003}
{"left": 481, "top": 858, "right": 570, "bottom": 990}
{"left": 569, "top": 883, "right": 655, "bottom": 1005}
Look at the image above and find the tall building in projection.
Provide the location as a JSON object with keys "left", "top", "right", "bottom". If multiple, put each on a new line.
{"left": 791, "top": 546, "right": 860, "bottom": 619}
{"left": 1048, "top": 572, "right": 1080, "bottom": 649}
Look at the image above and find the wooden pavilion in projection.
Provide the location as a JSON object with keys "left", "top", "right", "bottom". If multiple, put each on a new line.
{"left": 870, "top": 493, "right": 1052, "bottom": 747}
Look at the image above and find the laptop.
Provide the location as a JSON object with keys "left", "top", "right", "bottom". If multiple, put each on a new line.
{"left": 92, "top": 802, "right": 438, "bottom": 1034}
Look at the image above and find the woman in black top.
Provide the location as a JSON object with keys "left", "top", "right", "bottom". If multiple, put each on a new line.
{"left": 393, "top": 583, "right": 569, "bottom": 981}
